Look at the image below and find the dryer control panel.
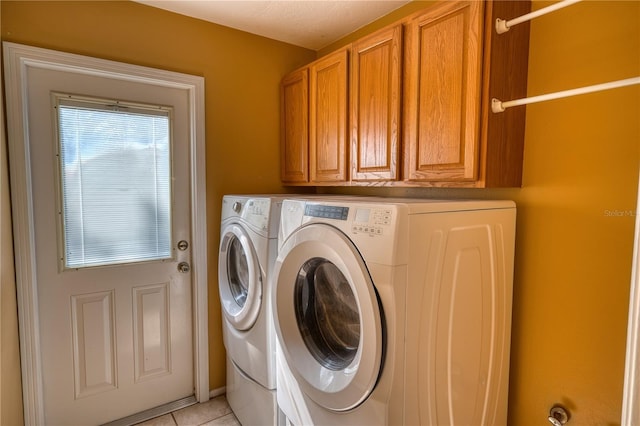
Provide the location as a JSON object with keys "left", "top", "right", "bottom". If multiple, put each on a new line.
{"left": 222, "top": 196, "right": 282, "bottom": 238}
{"left": 241, "top": 199, "right": 271, "bottom": 231}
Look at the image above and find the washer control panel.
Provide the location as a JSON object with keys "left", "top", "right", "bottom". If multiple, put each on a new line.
{"left": 352, "top": 207, "right": 393, "bottom": 236}
{"left": 304, "top": 204, "right": 349, "bottom": 220}
{"left": 295, "top": 200, "right": 402, "bottom": 264}
{"left": 351, "top": 208, "right": 392, "bottom": 235}
{"left": 302, "top": 202, "right": 394, "bottom": 237}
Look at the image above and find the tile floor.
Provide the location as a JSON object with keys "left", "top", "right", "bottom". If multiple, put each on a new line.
{"left": 135, "top": 395, "right": 240, "bottom": 426}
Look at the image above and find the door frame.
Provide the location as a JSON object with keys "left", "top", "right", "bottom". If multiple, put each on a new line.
{"left": 622, "top": 172, "right": 640, "bottom": 425}
{"left": 2, "top": 42, "right": 209, "bottom": 425}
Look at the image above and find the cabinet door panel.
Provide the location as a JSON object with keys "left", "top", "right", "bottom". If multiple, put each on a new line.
{"left": 281, "top": 68, "right": 309, "bottom": 183}
{"left": 310, "top": 50, "right": 348, "bottom": 182}
{"left": 351, "top": 25, "right": 402, "bottom": 182}
{"left": 404, "top": 1, "right": 483, "bottom": 182}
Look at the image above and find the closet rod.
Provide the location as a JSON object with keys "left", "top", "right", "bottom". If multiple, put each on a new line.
{"left": 495, "top": 0, "right": 582, "bottom": 34}
{"left": 491, "top": 77, "right": 640, "bottom": 113}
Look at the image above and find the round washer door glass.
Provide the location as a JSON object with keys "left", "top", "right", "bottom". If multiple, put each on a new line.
{"left": 218, "top": 223, "right": 262, "bottom": 331}
{"left": 295, "top": 257, "right": 360, "bottom": 371}
{"left": 272, "top": 223, "right": 383, "bottom": 412}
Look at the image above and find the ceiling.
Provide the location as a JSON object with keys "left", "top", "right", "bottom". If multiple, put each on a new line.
{"left": 134, "top": 0, "right": 411, "bottom": 50}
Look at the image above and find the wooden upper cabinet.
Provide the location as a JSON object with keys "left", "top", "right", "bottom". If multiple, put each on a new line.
{"left": 280, "top": 67, "right": 309, "bottom": 183}
{"left": 310, "top": 49, "right": 349, "bottom": 183}
{"left": 404, "top": 0, "right": 484, "bottom": 182}
{"left": 279, "top": 0, "right": 530, "bottom": 188}
{"left": 351, "top": 25, "right": 402, "bottom": 182}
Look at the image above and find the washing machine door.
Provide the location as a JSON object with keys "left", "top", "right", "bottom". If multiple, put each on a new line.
{"left": 272, "top": 223, "right": 383, "bottom": 412}
{"left": 218, "top": 223, "right": 262, "bottom": 331}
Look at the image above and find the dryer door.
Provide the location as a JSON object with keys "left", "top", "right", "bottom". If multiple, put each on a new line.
{"left": 218, "top": 223, "right": 262, "bottom": 331}
{"left": 272, "top": 223, "right": 383, "bottom": 411}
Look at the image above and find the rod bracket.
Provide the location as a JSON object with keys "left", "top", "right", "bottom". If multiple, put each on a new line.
{"left": 495, "top": 18, "right": 510, "bottom": 34}
{"left": 491, "top": 98, "right": 506, "bottom": 114}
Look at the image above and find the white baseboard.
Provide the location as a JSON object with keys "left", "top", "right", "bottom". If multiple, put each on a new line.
{"left": 210, "top": 386, "right": 227, "bottom": 399}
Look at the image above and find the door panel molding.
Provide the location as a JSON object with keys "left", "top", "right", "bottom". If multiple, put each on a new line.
{"left": 133, "top": 283, "right": 171, "bottom": 382}
{"left": 2, "top": 41, "right": 208, "bottom": 425}
{"left": 71, "top": 290, "right": 118, "bottom": 399}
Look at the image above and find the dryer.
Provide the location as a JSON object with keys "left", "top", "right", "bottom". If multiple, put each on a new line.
{"left": 271, "top": 197, "right": 516, "bottom": 425}
{"left": 218, "top": 195, "right": 287, "bottom": 426}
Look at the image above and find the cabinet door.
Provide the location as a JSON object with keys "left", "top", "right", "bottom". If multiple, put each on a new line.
{"left": 351, "top": 25, "right": 402, "bottom": 182}
{"left": 404, "top": 1, "right": 483, "bottom": 182}
{"left": 310, "top": 49, "right": 348, "bottom": 183}
{"left": 280, "top": 68, "right": 309, "bottom": 183}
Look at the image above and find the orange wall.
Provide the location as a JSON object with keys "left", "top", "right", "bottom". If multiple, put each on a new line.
{"left": 1, "top": 1, "right": 25, "bottom": 422}
{"left": 319, "top": 0, "right": 640, "bottom": 424}
{"left": 1, "top": 0, "right": 638, "bottom": 425}
{"left": 0, "top": 0, "right": 315, "bottom": 411}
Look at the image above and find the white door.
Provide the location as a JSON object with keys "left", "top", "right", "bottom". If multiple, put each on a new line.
{"left": 32, "top": 60, "right": 193, "bottom": 426}
{"left": 272, "top": 223, "right": 383, "bottom": 412}
{"left": 4, "top": 43, "right": 208, "bottom": 426}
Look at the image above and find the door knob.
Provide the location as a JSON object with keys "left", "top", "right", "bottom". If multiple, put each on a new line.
{"left": 177, "top": 262, "right": 190, "bottom": 273}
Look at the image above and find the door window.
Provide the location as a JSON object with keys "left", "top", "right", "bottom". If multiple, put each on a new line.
{"left": 294, "top": 257, "right": 360, "bottom": 370}
{"left": 55, "top": 95, "right": 173, "bottom": 269}
{"left": 226, "top": 236, "right": 250, "bottom": 307}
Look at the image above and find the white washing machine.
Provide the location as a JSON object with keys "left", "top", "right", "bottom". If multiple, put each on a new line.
{"left": 271, "top": 197, "right": 516, "bottom": 425}
{"left": 219, "top": 195, "right": 288, "bottom": 426}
